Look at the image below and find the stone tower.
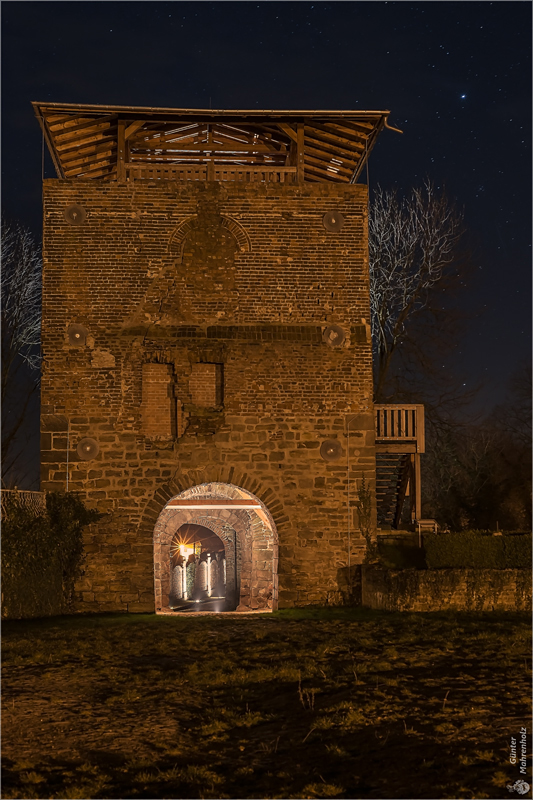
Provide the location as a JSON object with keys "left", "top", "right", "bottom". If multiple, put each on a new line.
{"left": 35, "top": 103, "right": 393, "bottom": 612}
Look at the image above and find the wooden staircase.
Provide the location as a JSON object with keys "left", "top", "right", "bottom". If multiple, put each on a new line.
{"left": 376, "top": 453, "right": 411, "bottom": 529}
{"left": 375, "top": 405, "right": 425, "bottom": 529}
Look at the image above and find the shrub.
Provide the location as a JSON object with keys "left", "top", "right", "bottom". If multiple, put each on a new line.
{"left": 1, "top": 491, "right": 99, "bottom": 619}
{"left": 424, "top": 531, "right": 532, "bottom": 569}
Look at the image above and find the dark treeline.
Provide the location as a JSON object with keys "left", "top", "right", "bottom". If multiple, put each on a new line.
{"left": 421, "top": 364, "right": 532, "bottom": 531}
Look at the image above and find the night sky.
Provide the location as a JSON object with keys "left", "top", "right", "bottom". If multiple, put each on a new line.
{"left": 2, "top": 1, "right": 531, "bottom": 412}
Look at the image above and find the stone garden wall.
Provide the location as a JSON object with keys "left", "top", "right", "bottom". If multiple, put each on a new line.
{"left": 361, "top": 566, "right": 532, "bottom": 612}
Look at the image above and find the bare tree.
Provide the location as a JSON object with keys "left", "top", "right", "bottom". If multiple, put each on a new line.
{"left": 1, "top": 217, "right": 42, "bottom": 486}
{"left": 369, "top": 181, "right": 465, "bottom": 402}
{"left": 422, "top": 365, "right": 532, "bottom": 530}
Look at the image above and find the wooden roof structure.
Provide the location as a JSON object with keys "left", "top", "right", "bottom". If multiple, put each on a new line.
{"left": 32, "top": 102, "right": 398, "bottom": 184}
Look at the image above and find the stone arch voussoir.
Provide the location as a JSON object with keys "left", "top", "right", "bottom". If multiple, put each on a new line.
{"left": 140, "top": 468, "right": 289, "bottom": 538}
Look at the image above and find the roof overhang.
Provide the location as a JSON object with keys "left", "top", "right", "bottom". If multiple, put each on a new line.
{"left": 32, "top": 101, "right": 396, "bottom": 183}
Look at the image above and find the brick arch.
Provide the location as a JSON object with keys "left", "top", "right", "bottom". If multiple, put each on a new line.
{"left": 152, "top": 481, "right": 278, "bottom": 613}
{"left": 139, "top": 467, "right": 289, "bottom": 539}
{"left": 167, "top": 215, "right": 197, "bottom": 262}
{"left": 167, "top": 214, "right": 251, "bottom": 264}
{"left": 219, "top": 216, "right": 251, "bottom": 253}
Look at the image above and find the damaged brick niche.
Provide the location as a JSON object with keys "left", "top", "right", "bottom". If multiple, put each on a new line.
{"left": 41, "top": 179, "right": 377, "bottom": 612}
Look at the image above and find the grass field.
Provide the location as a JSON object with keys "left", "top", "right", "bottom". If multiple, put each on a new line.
{"left": 2, "top": 608, "right": 531, "bottom": 799}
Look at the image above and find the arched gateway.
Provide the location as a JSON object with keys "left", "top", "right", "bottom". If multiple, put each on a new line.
{"left": 153, "top": 482, "right": 278, "bottom": 612}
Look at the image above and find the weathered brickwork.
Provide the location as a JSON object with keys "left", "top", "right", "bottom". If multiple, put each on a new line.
{"left": 189, "top": 363, "right": 223, "bottom": 408}
{"left": 361, "top": 567, "right": 532, "bottom": 612}
{"left": 141, "top": 363, "right": 175, "bottom": 437}
{"left": 41, "top": 179, "right": 376, "bottom": 612}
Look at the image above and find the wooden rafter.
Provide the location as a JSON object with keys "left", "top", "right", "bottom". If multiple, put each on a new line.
{"left": 58, "top": 136, "right": 117, "bottom": 160}
{"left": 304, "top": 127, "right": 365, "bottom": 154}
{"left": 50, "top": 115, "right": 117, "bottom": 137}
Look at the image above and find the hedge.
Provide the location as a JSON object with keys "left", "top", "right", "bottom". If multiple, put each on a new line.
{"left": 377, "top": 541, "right": 427, "bottom": 570}
{"left": 1, "top": 491, "right": 99, "bottom": 619}
{"left": 424, "top": 531, "right": 532, "bottom": 569}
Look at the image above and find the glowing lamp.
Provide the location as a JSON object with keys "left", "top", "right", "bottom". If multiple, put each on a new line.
{"left": 179, "top": 543, "right": 195, "bottom": 559}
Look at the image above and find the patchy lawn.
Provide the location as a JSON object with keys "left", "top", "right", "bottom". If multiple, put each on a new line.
{"left": 2, "top": 608, "right": 531, "bottom": 799}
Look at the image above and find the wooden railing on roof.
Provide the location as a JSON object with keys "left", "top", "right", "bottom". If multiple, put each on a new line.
{"left": 125, "top": 164, "right": 297, "bottom": 183}
{"left": 374, "top": 404, "right": 425, "bottom": 454}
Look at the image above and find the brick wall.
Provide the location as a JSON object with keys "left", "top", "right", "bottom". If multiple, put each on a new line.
{"left": 189, "top": 363, "right": 223, "bottom": 407}
{"left": 141, "top": 363, "right": 175, "bottom": 437}
{"left": 41, "top": 179, "right": 376, "bottom": 611}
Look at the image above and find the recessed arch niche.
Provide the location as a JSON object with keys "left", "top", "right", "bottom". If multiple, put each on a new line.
{"left": 153, "top": 482, "right": 278, "bottom": 612}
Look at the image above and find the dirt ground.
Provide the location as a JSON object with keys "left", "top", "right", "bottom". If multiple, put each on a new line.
{"left": 2, "top": 608, "right": 531, "bottom": 799}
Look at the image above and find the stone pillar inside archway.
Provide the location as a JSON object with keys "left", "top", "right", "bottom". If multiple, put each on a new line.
{"left": 169, "top": 523, "right": 230, "bottom": 608}
{"left": 152, "top": 482, "right": 278, "bottom": 613}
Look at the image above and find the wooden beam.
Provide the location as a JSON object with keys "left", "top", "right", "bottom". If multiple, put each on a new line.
{"left": 375, "top": 442, "right": 418, "bottom": 454}
{"left": 55, "top": 125, "right": 117, "bottom": 151}
{"left": 297, "top": 123, "right": 305, "bottom": 184}
{"left": 304, "top": 146, "right": 356, "bottom": 175}
{"left": 128, "top": 154, "right": 286, "bottom": 165}
{"left": 124, "top": 120, "right": 146, "bottom": 140}
{"left": 326, "top": 120, "right": 375, "bottom": 135}
{"left": 130, "top": 125, "right": 208, "bottom": 148}
{"left": 117, "top": 120, "right": 126, "bottom": 182}
{"left": 304, "top": 168, "right": 345, "bottom": 184}
{"left": 414, "top": 453, "right": 422, "bottom": 521}
{"left": 52, "top": 117, "right": 116, "bottom": 141}
{"left": 305, "top": 128, "right": 365, "bottom": 155}
{"left": 36, "top": 115, "right": 65, "bottom": 178}
{"left": 45, "top": 113, "right": 78, "bottom": 125}
{"left": 416, "top": 406, "right": 425, "bottom": 453}
{"left": 303, "top": 160, "right": 348, "bottom": 183}
{"left": 131, "top": 141, "right": 284, "bottom": 153}
{"left": 61, "top": 149, "right": 116, "bottom": 171}
{"left": 307, "top": 121, "right": 369, "bottom": 149}
{"left": 409, "top": 456, "right": 416, "bottom": 523}
{"left": 59, "top": 136, "right": 117, "bottom": 160}
{"left": 277, "top": 123, "right": 298, "bottom": 143}
{"left": 64, "top": 159, "right": 115, "bottom": 178}
{"left": 128, "top": 122, "right": 184, "bottom": 143}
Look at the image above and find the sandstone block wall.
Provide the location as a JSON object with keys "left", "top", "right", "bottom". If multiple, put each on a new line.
{"left": 361, "top": 567, "right": 532, "bottom": 612}
{"left": 41, "top": 179, "right": 376, "bottom": 611}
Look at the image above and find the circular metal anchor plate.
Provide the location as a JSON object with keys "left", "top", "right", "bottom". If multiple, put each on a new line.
{"left": 322, "top": 325, "right": 346, "bottom": 347}
{"left": 64, "top": 205, "right": 87, "bottom": 225}
{"left": 320, "top": 439, "right": 343, "bottom": 462}
{"left": 322, "top": 210, "right": 345, "bottom": 232}
{"left": 77, "top": 438, "right": 100, "bottom": 460}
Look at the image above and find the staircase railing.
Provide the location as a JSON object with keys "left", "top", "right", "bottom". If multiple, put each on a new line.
{"left": 374, "top": 404, "right": 425, "bottom": 453}
{"left": 374, "top": 404, "right": 425, "bottom": 526}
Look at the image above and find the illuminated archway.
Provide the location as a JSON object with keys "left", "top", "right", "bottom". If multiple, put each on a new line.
{"left": 169, "top": 523, "right": 227, "bottom": 610}
{"left": 153, "top": 482, "right": 278, "bottom": 613}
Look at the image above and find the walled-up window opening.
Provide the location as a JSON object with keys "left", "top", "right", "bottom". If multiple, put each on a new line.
{"left": 141, "top": 363, "right": 177, "bottom": 438}
{"left": 189, "top": 363, "right": 223, "bottom": 407}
